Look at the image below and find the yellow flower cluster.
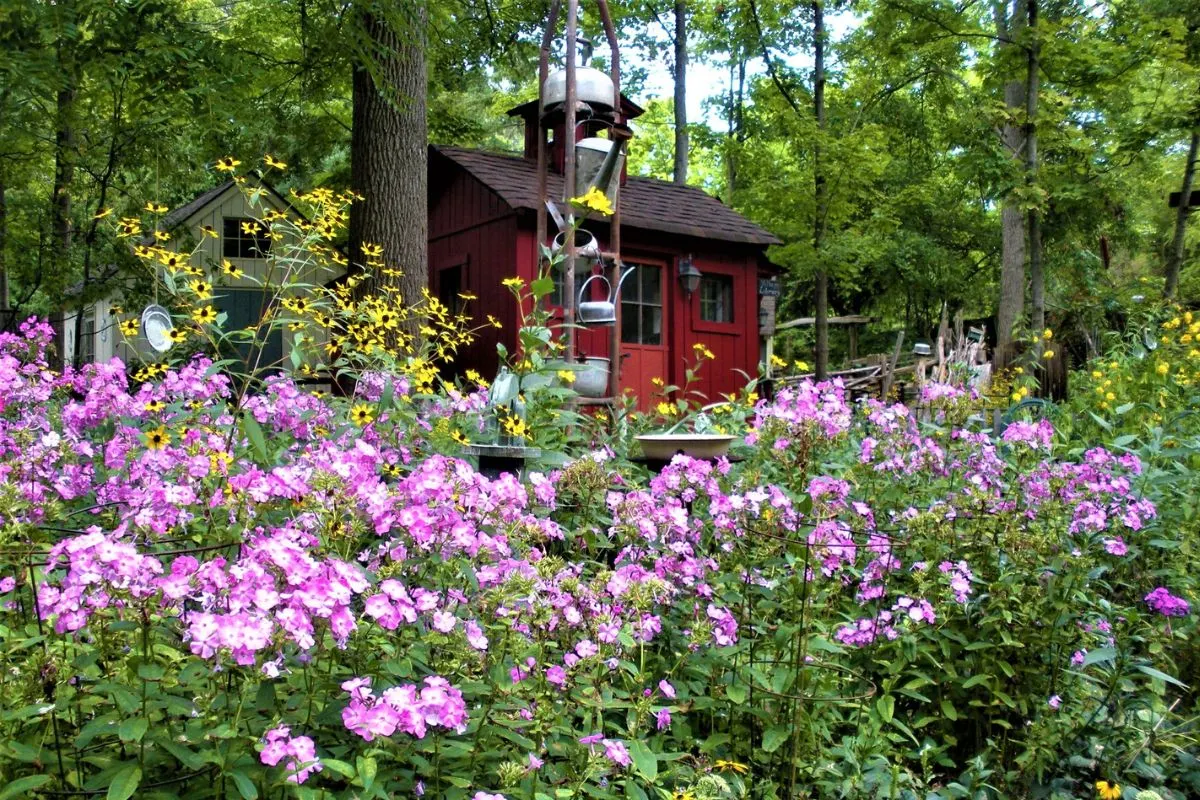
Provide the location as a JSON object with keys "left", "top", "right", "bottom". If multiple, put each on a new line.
{"left": 1081, "top": 310, "right": 1200, "bottom": 417}
{"left": 570, "top": 186, "right": 614, "bottom": 217}
{"left": 107, "top": 160, "right": 477, "bottom": 388}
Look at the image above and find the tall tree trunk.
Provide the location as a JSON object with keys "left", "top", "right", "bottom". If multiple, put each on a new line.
{"left": 672, "top": 0, "right": 688, "bottom": 184}
{"left": 348, "top": 2, "right": 428, "bottom": 345}
{"left": 813, "top": 0, "right": 829, "bottom": 379}
{"left": 726, "top": 54, "right": 745, "bottom": 204}
{"left": 1026, "top": 0, "right": 1043, "bottom": 345}
{"left": 995, "top": 0, "right": 1026, "bottom": 371}
{"left": 1165, "top": 129, "right": 1199, "bottom": 300}
{"left": 53, "top": 71, "right": 80, "bottom": 365}
{"left": 0, "top": 173, "right": 8, "bottom": 314}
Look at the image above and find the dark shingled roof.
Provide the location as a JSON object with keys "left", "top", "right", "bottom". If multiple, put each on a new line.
{"left": 432, "top": 146, "right": 781, "bottom": 247}
{"left": 160, "top": 180, "right": 236, "bottom": 231}
{"left": 157, "top": 175, "right": 306, "bottom": 234}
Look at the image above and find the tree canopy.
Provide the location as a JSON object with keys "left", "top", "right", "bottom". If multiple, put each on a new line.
{"left": 1, "top": 0, "right": 1197, "bottom": 368}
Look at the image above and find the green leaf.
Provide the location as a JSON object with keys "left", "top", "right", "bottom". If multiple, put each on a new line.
{"left": 241, "top": 414, "right": 269, "bottom": 462}
{"left": 155, "top": 737, "right": 206, "bottom": 771}
{"left": 356, "top": 755, "right": 378, "bottom": 791}
{"left": 1082, "top": 647, "right": 1117, "bottom": 667}
{"left": 1136, "top": 664, "right": 1188, "bottom": 688}
{"left": 624, "top": 778, "right": 649, "bottom": 800}
{"left": 530, "top": 276, "right": 556, "bottom": 300}
{"left": 321, "top": 758, "right": 355, "bottom": 779}
{"left": 961, "top": 674, "right": 990, "bottom": 689}
{"left": 761, "top": 724, "right": 790, "bottom": 754}
{"left": 136, "top": 663, "right": 164, "bottom": 681}
{"left": 725, "top": 682, "right": 747, "bottom": 705}
{"left": 940, "top": 700, "right": 958, "bottom": 721}
{"left": 877, "top": 695, "right": 895, "bottom": 724}
{"left": 107, "top": 764, "right": 142, "bottom": 800}
{"left": 254, "top": 682, "right": 276, "bottom": 712}
{"left": 229, "top": 770, "right": 258, "bottom": 799}
{"left": 118, "top": 717, "right": 148, "bottom": 743}
{"left": 0, "top": 775, "right": 52, "bottom": 800}
{"left": 628, "top": 739, "right": 657, "bottom": 781}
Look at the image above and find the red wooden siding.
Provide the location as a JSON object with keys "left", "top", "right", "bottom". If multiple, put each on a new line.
{"left": 673, "top": 250, "right": 761, "bottom": 405}
{"left": 430, "top": 154, "right": 768, "bottom": 406}
{"left": 429, "top": 165, "right": 520, "bottom": 381}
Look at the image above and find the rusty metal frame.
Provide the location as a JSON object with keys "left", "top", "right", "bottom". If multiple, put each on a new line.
{"left": 536, "top": 0, "right": 627, "bottom": 400}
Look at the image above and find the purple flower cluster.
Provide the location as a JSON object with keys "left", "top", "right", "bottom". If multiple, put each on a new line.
{"left": 1144, "top": 587, "right": 1190, "bottom": 617}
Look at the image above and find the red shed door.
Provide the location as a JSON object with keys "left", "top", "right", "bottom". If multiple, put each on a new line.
{"left": 618, "top": 261, "right": 668, "bottom": 409}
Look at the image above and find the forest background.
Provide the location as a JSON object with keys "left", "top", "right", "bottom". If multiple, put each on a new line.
{"left": 1, "top": 0, "right": 1198, "bottom": 376}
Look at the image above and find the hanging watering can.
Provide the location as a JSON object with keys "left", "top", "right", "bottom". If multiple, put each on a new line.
{"left": 575, "top": 137, "right": 625, "bottom": 203}
{"left": 576, "top": 265, "right": 635, "bottom": 327}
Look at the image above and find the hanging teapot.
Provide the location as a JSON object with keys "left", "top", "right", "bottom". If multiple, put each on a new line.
{"left": 576, "top": 265, "right": 635, "bottom": 327}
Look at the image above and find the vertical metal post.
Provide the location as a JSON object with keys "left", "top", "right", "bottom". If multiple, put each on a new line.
{"left": 536, "top": 0, "right": 561, "bottom": 288}
{"left": 563, "top": 0, "right": 579, "bottom": 363}
{"left": 597, "top": 0, "right": 622, "bottom": 399}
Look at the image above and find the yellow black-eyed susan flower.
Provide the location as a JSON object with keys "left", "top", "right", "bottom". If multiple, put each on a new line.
{"left": 145, "top": 426, "right": 171, "bottom": 450}
{"left": 215, "top": 156, "right": 241, "bottom": 172}
{"left": 263, "top": 154, "right": 288, "bottom": 170}
{"left": 220, "top": 260, "right": 245, "bottom": 280}
{"left": 187, "top": 279, "right": 212, "bottom": 299}
{"left": 192, "top": 306, "right": 218, "bottom": 325}
{"left": 119, "top": 318, "right": 140, "bottom": 337}
{"left": 350, "top": 403, "right": 375, "bottom": 426}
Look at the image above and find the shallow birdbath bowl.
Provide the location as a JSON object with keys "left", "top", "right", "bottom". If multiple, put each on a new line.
{"left": 635, "top": 433, "right": 737, "bottom": 461}
{"left": 461, "top": 443, "right": 542, "bottom": 480}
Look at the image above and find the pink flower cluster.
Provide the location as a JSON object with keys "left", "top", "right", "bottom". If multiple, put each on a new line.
{"left": 938, "top": 560, "right": 974, "bottom": 604}
{"left": 341, "top": 676, "right": 468, "bottom": 740}
{"left": 260, "top": 725, "right": 322, "bottom": 784}
{"left": 834, "top": 595, "right": 936, "bottom": 647}
{"left": 1001, "top": 418, "right": 1055, "bottom": 451}
{"left": 746, "top": 379, "right": 853, "bottom": 448}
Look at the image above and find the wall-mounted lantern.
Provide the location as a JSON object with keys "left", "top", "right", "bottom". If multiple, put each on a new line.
{"left": 678, "top": 255, "right": 701, "bottom": 297}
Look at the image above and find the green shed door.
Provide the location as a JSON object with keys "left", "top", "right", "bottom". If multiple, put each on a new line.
{"left": 215, "top": 289, "right": 284, "bottom": 375}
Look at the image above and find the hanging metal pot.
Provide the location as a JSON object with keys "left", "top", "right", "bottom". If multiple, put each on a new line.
{"left": 576, "top": 266, "right": 634, "bottom": 327}
{"left": 541, "top": 39, "right": 616, "bottom": 115}
{"left": 552, "top": 229, "right": 601, "bottom": 277}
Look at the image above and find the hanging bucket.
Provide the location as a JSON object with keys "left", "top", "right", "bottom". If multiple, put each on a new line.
{"left": 552, "top": 230, "right": 601, "bottom": 277}
{"left": 574, "top": 357, "right": 610, "bottom": 398}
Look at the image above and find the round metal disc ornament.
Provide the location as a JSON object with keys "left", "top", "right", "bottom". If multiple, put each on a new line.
{"left": 141, "top": 304, "right": 174, "bottom": 353}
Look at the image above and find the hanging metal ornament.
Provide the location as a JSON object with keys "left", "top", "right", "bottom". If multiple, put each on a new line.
{"left": 141, "top": 304, "right": 174, "bottom": 353}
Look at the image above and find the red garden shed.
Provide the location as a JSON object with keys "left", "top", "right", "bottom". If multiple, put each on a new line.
{"left": 428, "top": 97, "right": 781, "bottom": 409}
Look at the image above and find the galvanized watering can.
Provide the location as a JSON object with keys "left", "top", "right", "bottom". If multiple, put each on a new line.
{"left": 576, "top": 265, "right": 635, "bottom": 327}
